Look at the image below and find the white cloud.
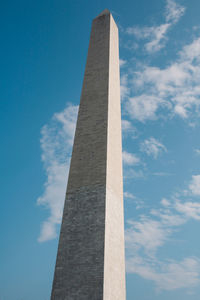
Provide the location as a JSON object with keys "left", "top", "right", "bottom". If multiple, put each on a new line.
{"left": 121, "top": 119, "right": 138, "bottom": 139}
{"left": 127, "top": 0, "right": 185, "bottom": 53}
{"left": 125, "top": 169, "right": 200, "bottom": 291}
{"left": 126, "top": 94, "right": 170, "bottom": 122}
{"left": 174, "top": 104, "right": 188, "bottom": 118}
{"left": 126, "top": 94, "right": 168, "bottom": 122}
{"left": 122, "top": 3, "right": 200, "bottom": 291}
{"left": 189, "top": 175, "right": 200, "bottom": 196}
{"left": 127, "top": 23, "right": 170, "bottom": 53}
{"left": 124, "top": 191, "right": 136, "bottom": 199}
{"left": 125, "top": 193, "right": 200, "bottom": 291}
{"left": 126, "top": 202, "right": 187, "bottom": 257}
{"left": 175, "top": 201, "right": 200, "bottom": 220}
{"left": 151, "top": 208, "right": 186, "bottom": 227}
{"left": 141, "top": 137, "right": 167, "bottom": 159}
{"left": 122, "top": 3, "right": 200, "bottom": 123}
{"left": 124, "top": 192, "right": 146, "bottom": 209}
{"left": 126, "top": 256, "right": 200, "bottom": 291}
{"left": 37, "top": 104, "right": 78, "bottom": 242}
{"left": 126, "top": 217, "right": 170, "bottom": 256}
{"left": 161, "top": 198, "right": 171, "bottom": 207}
{"left": 123, "top": 151, "right": 140, "bottom": 165}
{"left": 145, "top": 23, "right": 171, "bottom": 53}
{"left": 121, "top": 119, "right": 132, "bottom": 132}
{"left": 120, "top": 74, "right": 130, "bottom": 100}
{"left": 126, "top": 37, "right": 200, "bottom": 121}
{"left": 165, "top": 0, "right": 185, "bottom": 23}
{"left": 123, "top": 168, "right": 145, "bottom": 179}
{"left": 120, "top": 58, "right": 127, "bottom": 67}
{"left": 180, "top": 37, "right": 200, "bottom": 62}
{"left": 195, "top": 149, "right": 200, "bottom": 155}
{"left": 127, "top": 26, "right": 154, "bottom": 39}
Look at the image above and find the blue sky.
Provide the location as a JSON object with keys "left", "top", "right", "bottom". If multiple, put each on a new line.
{"left": 1, "top": 0, "right": 200, "bottom": 299}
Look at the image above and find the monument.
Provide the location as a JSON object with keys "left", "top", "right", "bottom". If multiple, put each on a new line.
{"left": 51, "top": 9, "right": 126, "bottom": 299}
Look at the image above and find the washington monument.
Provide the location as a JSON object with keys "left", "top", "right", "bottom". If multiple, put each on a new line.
{"left": 51, "top": 9, "right": 126, "bottom": 299}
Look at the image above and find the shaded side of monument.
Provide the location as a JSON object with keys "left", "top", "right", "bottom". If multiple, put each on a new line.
{"left": 51, "top": 9, "right": 126, "bottom": 300}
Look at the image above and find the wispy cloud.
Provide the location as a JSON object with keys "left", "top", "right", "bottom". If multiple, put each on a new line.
{"left": 120, "top": 74, "right": 130, "bottom": 100}
{"left": 165, "top": 0, "right": 185, "bottom": 23}
{"left": 126, "top": 0, "right": 185, "bottom": 53}
{"left": 126, "top": 255, "right": 200, "bottom": 291}
{"left": 126, "top": 193, "right": 200, "bottom": 291}
{"left": 125, "top": 36, "right": 200, "bottom": 121}
{"left": 195, "top": 149, "right": 200, "bottom": 155}
{"left": 127, "top": 23, "right": 170, "bottom": 53}
{"left": 124, "top": 191, "right": 136, "bottom": 199}
{"left": 123, "top": 151, "right": 140, "bottom": 165}
{"left": 126, "top": 94, "right": 168, "bottom": 122}
{"left": 161, "top": 198, "right": 171, "bottom": 207}
{"left": 126, "top": 173, "right": 200, "bottom": 291}
{"left": 120, "top": 58, "right": 127, "bottom": 67}
{"left": 123, "top": 168, "right": 145, "bottom": 179}
{"left": 121, "top": 119, "right": 138, "bottom": 139}
{"left": 126, "top": 216, "right": 170, "bottom": 256}
{"left": 121, "top": 119, "right": 132, "bottom": 132}
{"left": 175, "top": 201, "right": 200, "bottom": 220}
{"left": 37, "top": 104, "right": 78, "bottom": 242}
{"left": 125, "top": 206, "right": 194, "bottom": 292}
{"left": 189, "top": 175, "right": 200, "bottom": 196}
{"left": 140, "top": 137, "right": 167, "bottom": 159}
{"left": 124, "top": 192, "right": 145, "bottom": 210}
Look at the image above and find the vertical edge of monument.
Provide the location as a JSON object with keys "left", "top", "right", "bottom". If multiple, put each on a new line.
{"left": 103, "top": 13, "right": 126, "bottom": 300}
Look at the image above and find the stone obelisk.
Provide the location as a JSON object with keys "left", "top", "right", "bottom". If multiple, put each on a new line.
{"left": 51, "top": 9, "right": 126, "bottom": 300}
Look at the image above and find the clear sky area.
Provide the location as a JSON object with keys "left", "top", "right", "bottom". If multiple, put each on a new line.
{"left": 1, "top": 0, "right": 200, "bottom": 299}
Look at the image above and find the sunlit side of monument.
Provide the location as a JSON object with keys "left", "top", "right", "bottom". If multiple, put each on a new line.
{"left": 51, "top": 9, "right": 126, "bottom": 299}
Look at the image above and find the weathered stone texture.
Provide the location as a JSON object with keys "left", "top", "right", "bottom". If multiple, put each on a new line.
{"left": 51, "top": 185, "right": 106, "bottom": 299}
{"left": 51, "top": 9, "right": 126, "bottom": 300}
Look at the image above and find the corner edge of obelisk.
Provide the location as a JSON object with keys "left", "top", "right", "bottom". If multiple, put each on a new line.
{"left": 95, "top": 9, "right": 110, "bottom": 19}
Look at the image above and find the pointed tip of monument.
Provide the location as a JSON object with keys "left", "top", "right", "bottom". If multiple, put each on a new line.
{"left": 96, "top": 9, "right": 110, "bottom": 18}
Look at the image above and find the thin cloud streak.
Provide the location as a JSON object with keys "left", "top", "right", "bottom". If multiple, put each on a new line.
{"left": 126, "top": 0, "right": 185, "bottom": 53}
{"left": 123, "top": 151, "right": 140, "bottom": 165}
